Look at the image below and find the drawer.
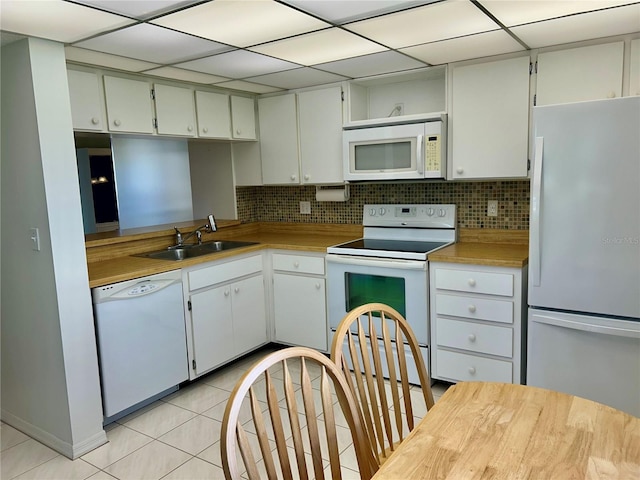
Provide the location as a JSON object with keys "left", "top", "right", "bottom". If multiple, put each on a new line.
{"left": 436, "top": 318, "right": 513, "bottom": 357}
{"left": 272, "top": 253, "right": 325, "bottom": 275}
{"left": 188, "top": 254, "right": 263, "bottom": 291}
{"left": 436, "top": 349, "right": 512, "bottom": 383}
{"left": 436, "top": 293, "right": 513, "bottom": 324}
{"left": 434, "top": 268, "right": 513, "bottom": 296}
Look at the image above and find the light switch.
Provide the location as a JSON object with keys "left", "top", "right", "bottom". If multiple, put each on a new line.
{"left": 30, "top": 227, "right": 41, "bottom": 251}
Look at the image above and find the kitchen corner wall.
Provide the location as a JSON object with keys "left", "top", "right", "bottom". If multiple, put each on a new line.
{"left": 237, "top": 180, "right": 530, "bottom": 229}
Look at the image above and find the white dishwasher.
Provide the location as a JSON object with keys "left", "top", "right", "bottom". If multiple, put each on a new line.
{"left": 93, "top": 270, "right": 188, "bottom": 421}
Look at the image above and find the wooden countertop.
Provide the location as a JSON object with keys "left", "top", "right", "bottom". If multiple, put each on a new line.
{"left": 428, "top": 242, "right": 529, "bottom": 268}
{"left": 372, "top": 382, "right": 640, "bottom": 480}
{"left": 87, "top": 223, "right": 361, "bottom": 288}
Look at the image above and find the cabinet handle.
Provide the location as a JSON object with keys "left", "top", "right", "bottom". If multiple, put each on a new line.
{"left": 468, "top": 305, "right": 477, "bottom": 313}
{"left": 290, "top": 174, "right": 296, "bottom": 181}
{"left": 468, "top": 366, "right": 476, "bottom": 375}
{"left": 607, "top": 91, "right": 616, "bottom": 99}
{"left": 91, "top": 117, "right": 100, "bottom": 125}
{"left": 315, "top": 282, "right": 321, "bottom": 289}
{"left": 456, "top": 167, "right": 464, "bottom": 174}
{"left": 236, "top": 128, "right": 241, "bottom": 135}
{"left": 468, "top": 278, "right": 476, "bottom": 287}
{"left": 304, "top": 174, "right": 310, "bottom": 181}
{"left": 293, "top": 261, "right": 300, "bottom": 268}
{"left": 468, "top": 334, "right": 476, "bottom": 342}
{"left": 224, "top": 290, "right": 230, "bottom": 297}
{"left": 113, "top": 119, "right": 121, "bottom": 127}
{"left": 234, "top": 287, "right": 240, "bottom": 294}
{"left": 202, "top": 127, "right": 209, "bottom": 134}
{"left": 187, "top": 125, "right": 193, "bottom": 132}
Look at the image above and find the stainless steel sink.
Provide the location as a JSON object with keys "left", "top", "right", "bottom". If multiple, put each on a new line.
{"left": 135, "top": 240, "right": 258, "bottom": 261}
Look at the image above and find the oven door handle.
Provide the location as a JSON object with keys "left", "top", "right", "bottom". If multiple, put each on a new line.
{"left": 326, "top": 255, "right": 426, "bottom": 270}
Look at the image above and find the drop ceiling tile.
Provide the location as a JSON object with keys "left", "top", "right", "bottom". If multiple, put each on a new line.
{"left": 479, "top": 0, "right": 638, "bottom": 27}
{"left": 152, "top": 0, "right": 330, "bottom": 48}
{"left": 511, "top": 4, "right": 640, "bottom": 48}
{"left": 246, "top": 67, "right": 347, "bottom": 89}
{"left": 213, "top": 80, "right": 283, "bottom": 94}
{"left": 72, "top": 0, "right": 195, "bottom": 20}
{"left": 74, "top": 24, "right": 232, "bottom": 64}
{"left": 176, "top": 50, "right": 300, "bottom": 79}
{"left": 314, "top": 50, "right": 427, "bottom": 78}
{"left": 65, "top": 46, "right": 160, "bottom": 72}
{"left": 401, "top": 30, "right": 524, "bottom": 65}
{"left": 142, "top": 66, "right": 230, "bottom": 84}
{"left": 0, "top": 0, "right": 134, "bottom": 43}
{"left": 345, "top": 1, "right": 500, "bottom": 49}
{"left": 250, "top": 28, "right": 387, "bottom": 66}
{"left": 282, "top": 0, "right": 436, "bottom": 24}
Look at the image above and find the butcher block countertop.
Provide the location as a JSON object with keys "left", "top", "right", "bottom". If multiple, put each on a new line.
{"left": 86, "top": 221, "right": 362, "bottom": 288}
{"left": 428, "top": 229, "right": 529, "bottom": 268}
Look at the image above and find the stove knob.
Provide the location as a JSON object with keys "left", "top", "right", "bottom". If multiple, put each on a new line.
{"left": 369, "top": 208, "right": 377, "bottom": 216}
{"left": 438, "top": 209, "right": 446, "bottom": 217}
{"left": 379, "top": 208, "right": 386, "bottom": 216}
{"left": 427, "top": 208, "right": 435, "bottom": 216}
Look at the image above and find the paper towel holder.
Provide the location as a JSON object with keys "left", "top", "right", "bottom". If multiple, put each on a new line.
{"left": 315, "top": 184, "right": 350, "bottom": 202}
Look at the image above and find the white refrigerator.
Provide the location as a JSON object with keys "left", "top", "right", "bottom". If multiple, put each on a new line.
{"left": 527, "top": 97, "right": 640, "bottom": 417}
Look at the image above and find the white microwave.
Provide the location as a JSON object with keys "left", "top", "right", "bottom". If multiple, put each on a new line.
{"left": 343, "top": 117, "right": 446, "bottom": 181}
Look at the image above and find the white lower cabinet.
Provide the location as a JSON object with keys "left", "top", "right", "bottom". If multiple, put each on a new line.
{"left": 184, "top": 254, "right": 268, "bottom": 379}
{"left": 271, "top": 251, "right": 327, "bottom": 352}
{"left": 430, "top": 262, "right": 527, "bottom": 384}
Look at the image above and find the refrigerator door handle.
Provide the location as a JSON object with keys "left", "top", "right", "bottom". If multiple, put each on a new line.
{"left": 531, "top": 137, "right": 544, "bottom": 286}
{"left": 532, "top": 314, "right": 640, "bottom": 339}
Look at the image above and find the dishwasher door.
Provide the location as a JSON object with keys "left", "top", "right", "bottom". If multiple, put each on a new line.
{"left": 93, "top": 270, "right": 188, "bottom": 418}
{"left": 527, "top": 308, "right": 640, "bottom": 417}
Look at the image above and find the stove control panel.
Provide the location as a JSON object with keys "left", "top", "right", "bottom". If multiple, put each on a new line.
{"left": 363, "top": 204, "right": 456, "bottom": 229}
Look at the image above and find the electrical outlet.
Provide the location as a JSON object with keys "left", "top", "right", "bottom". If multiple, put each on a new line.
{"left": 487, "top": 200, "right": 498, "bottom": 217}
{"left": 300, "top": 201, "right": 311, "bottom": 215}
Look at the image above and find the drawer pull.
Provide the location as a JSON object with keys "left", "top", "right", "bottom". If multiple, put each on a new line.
{"left": 224, "top": 290, "right": 230, "bottom": 297}
{"left": 293, "top": 261, "right": 300, "bottom": 268}
{"left": 468, "top": 334, "right": 476, "bottom": 342}
{"left": 468, "top": 366, "right": 476, "bottom": 375}
{"left": 468, "top": 305, "right": 477, "bottom": 313}
{"left": 468, "top": 278, "right": 476, "bottom": 287}
{"left": 234, "top": 287, "right": 240, "bottom": 294}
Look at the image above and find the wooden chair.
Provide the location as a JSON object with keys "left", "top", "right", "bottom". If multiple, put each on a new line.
{"left": 220, "top": 346, "right": 379, "bottom": 480}
{"left": 330, "top": 303, "right": 435, "bottom": 465}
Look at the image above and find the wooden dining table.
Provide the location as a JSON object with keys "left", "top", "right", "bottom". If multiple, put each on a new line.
{"left": 371, "top": 381, "right": 640, "bottom": 479}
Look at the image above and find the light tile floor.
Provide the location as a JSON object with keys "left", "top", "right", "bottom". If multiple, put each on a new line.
{"left": 0, "top": 346, "right": 451, "bottom": 480}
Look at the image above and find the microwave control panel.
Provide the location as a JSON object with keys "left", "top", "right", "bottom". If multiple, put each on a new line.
{"left": 425, "top": 134, "right": 442, "bottom": 172}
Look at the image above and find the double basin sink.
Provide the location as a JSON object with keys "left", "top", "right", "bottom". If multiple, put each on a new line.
{"left": 135, "top": 240, "right": 258, "bottom": 261}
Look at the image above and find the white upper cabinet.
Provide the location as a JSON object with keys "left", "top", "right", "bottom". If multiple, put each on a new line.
{"left": 535, "top": 42, "right": 624, "bottom": 106}
{"left": 154, "top": 84, "right": 196, "bottom": 137}
{"left": 450, "top": 55, "right": 530, "bottom": 180}
{"left": 103, "top": 76, "right": 154, "bottom": 134}
{"left": 629, "top": 39, "right": 640, "bottom": 97}
{"left": 230, "top": 96, "right": 256, "bottom": 140}
{"left": 298, "top": 86, "right": 343, "bottom": 184}
{"left": 195, "top": 91, "right": 231, "bottom": 139}
{"left": 258, "top": 93, "right": 300, "bottom": 185}
{"left": 67, "top": 69, "right": 106, "bottom": 132}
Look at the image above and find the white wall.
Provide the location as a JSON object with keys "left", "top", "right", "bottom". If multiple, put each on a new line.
{"left": 1, "top": 38, "right": 106, "bottom": 458}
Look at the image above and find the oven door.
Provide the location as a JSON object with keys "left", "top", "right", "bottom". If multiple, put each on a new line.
{"left": 326, "top": 254, "right": 431, "bottom": 383}
{"left": 326, "top": 254, "right": 428, "bottom": 344}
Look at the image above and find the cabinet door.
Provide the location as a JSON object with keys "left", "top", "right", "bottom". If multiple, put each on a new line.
{"left": 230, "top": 96, "right": 256, "bottom": 140}
{"left": 154, "top": 84, "right": 196, "bottom": 136}
{"left": 232, "top": 274, "right": 267, "bottom": 354}
{"left": 450, "top": 56, "right": 530, "bottom": 179}
{"left": 67, "top": 69, "right": 106, "bottom": 131}
{"left": 536, "top": 42, "right": 623, "bottom": 105}
{"left": 298, "top": 86, "right": 344, "bottom": 184}
{"left": 190, "top": 286, "right": 234, "bottom": 376}
{"left": 196, "top": 91, "right": 231, "bottom": 138}
{"left": 273, "top": 273, "right": 327, "bottom": 351}
{"left": 630, "top": 39, "right": 640, "bottom": 97}
{"left": 103, "top": 76, "right": 154, "bottom": 134}
{"left": 258, "top": 94, "right": 300, "bottom": 184}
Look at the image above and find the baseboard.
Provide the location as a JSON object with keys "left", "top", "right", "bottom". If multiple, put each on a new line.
{"left": 1, "top": 409, "right": 107, "bottom": 459}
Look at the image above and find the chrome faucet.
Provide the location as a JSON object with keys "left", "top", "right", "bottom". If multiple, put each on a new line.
{"left": 171, "top": 214, "right": 217, "bottom": 248}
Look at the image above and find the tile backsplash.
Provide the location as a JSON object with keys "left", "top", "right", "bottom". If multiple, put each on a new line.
{"left": 237, "top": 180, "right": 530, "bottom": 229}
